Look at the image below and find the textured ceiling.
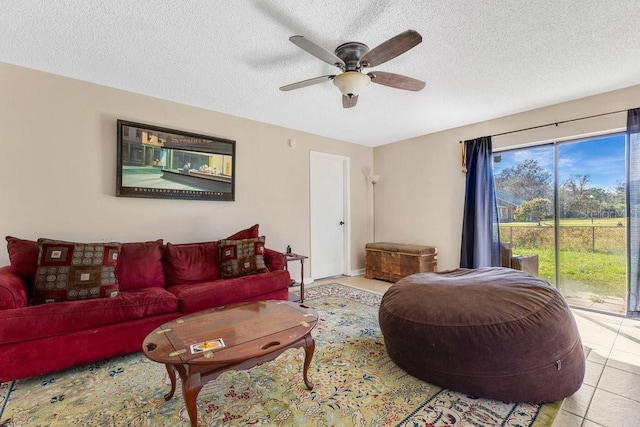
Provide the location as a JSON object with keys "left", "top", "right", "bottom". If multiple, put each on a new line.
{"left": 2, "top": 1, "right": 640, "bottom": 147}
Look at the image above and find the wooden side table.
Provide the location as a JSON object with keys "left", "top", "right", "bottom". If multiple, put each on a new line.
{"left": 284, "top": 253, "right": 308, "bottom": 302}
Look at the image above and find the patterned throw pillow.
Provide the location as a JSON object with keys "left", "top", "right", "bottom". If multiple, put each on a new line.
{"left": 32, "top": 239, "right": 121, "bottom": 304}
{"left": 218, "top": 236, "right": 267, "bottom": 278}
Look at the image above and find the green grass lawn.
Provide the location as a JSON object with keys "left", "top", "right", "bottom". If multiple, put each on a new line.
{"left": 504, "top": 218, "right": 627, "bottom": 299}
{"left": 513, "top": 248, "right": 627, "bottom": 297}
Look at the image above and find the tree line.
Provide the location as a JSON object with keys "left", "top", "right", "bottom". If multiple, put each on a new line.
{"left": 495, "top": 159, "right": 625, "bottom": 224}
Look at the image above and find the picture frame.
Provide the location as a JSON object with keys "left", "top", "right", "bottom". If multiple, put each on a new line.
{"left": 116, "top": 120, "right": 235, "bottom": 201}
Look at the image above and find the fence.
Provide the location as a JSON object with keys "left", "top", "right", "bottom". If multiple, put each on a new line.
{"left": 499, "top": 225, "right": 625, "bottom": 254}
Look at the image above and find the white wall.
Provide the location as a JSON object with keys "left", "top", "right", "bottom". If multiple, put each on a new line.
{"left": 0, "top": 62, "right": 374, "bottom": 279}
{"left": 374, "top": 84, "right": 640, "bottom": 271}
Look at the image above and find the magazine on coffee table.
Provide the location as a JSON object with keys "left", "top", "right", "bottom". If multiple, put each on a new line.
{"left": 190, "top": 338, "right": 225, "bottom": 354}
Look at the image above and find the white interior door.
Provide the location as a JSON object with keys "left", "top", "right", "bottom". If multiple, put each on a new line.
{"left": 310, "top": 151, "right": 350, "bottom": 280}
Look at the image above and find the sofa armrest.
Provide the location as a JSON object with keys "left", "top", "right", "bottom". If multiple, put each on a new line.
{"left": 0, "top": 266, "right": 28, "bottom": 310}
{"left": 264, "top": 248, "right": 286, "bottom": 271}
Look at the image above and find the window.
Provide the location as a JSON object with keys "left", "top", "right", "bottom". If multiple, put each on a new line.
{"left": 494, "top": 134, "right": 627, "bottom": 315}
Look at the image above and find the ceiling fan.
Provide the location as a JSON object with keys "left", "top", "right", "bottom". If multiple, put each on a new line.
{"left": 279, "top": 30, "right": 426, "bottom": 108}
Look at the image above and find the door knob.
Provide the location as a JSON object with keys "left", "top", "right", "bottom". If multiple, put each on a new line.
{"left": 339, "top": 221, "right": 345, "bottom": 225}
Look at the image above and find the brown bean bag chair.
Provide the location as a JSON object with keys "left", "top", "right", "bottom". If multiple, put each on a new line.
{"left": 378, "top": 267, "right": 585, "bottom": 403}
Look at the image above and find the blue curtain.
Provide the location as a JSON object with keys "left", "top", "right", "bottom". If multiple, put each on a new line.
{"left": 460, "top": 136, "right": 501, "bottom": 268}
{"left": 627, "top": 109, "right": 640, "bottom": 318}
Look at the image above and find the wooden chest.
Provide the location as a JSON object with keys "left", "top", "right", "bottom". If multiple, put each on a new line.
{"left": 365, "top": 242, "right": 437, "bottom": 282}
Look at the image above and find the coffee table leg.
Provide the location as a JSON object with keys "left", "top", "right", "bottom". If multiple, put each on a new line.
{"left": 182, "top": 372, "right": 203, "bottom": 427}
{"left": 302, "top": 334, "right": 315, "bottom": 389}
{"left": 164, "top": 364, "right": 177, "bottom": 401}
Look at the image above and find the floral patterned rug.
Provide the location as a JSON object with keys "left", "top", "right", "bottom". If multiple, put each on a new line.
{"left": 0, "top": 283, "right": 561, "bottom": 426}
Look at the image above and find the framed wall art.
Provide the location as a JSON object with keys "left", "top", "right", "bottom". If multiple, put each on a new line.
{"left": 116, "top": 120, "right": 235, "bottom": 201}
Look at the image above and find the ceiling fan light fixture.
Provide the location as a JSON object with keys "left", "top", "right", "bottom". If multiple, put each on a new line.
{"left": 333, "top": 71, "right": 371, "bottom": 97}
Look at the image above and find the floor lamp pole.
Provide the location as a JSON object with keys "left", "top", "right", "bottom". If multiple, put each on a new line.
{"left": 370, "top": 174, "right": 380, "bottom": 242}
{"left": 372, "top": 181, "right": 376, "bottom": 242}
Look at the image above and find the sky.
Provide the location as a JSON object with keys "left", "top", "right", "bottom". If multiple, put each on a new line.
{"left": 493, "top": 134, "right": 626, "bottom": 191}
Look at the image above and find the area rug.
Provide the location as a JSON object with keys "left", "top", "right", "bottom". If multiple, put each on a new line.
{"left": 0, "top": 283, "right": 561, "bottom": 426}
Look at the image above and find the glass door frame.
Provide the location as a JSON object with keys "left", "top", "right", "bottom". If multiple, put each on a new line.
{"left": 495, "top": 131, "right": 628, "bottom": 314}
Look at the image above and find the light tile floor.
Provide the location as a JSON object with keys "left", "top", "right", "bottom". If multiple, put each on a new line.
{"left": 295, "top": 275, "right": 640, "bottom": 427}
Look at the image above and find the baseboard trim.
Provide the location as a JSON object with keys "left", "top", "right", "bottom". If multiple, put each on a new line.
{"left": 349, "top": 268, "right": 365, "bottom": 276}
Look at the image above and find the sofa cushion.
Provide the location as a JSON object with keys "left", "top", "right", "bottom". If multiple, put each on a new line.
{"left": 6, "top": 236, "right": 39, "bottom": 289}
{"left": 219, "top": 236, "right": 267, "bottom": 278}
{"left": 0, "top": 287, "right": 178, "bottom": 345}
{"left": 167, "top": 269, "right": 290, "bottom": 313}
{"left": 116, "top": 240, "right": 165, "bottom": 291}
{"left": 226, "top": 224, "right": 259, "bottom": 240}
{"left": 32, "top": 239, "right": 121, "bottom": 304}
{"left": 164, "top": 241, "right": 220, "bottom": 285}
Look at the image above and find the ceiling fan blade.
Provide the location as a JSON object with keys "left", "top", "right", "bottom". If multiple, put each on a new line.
{"left": 279, "top": 75, "right": 335, "bottom": 91}
{"left": 361, "top": 30, "right": 422, "bottom": 68}
{"left": 342, "top": 94, "right": 358, "bottom": 108}
{"left": 289, "top": 36, "right": 345, "bottom": 68}
{"left": 368, "top": 71, "right": 425, "bottom": 91}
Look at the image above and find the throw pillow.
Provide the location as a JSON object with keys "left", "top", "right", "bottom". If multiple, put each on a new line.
{"left": 163, "top": 241, "right": 220, "bottom": 285}
{"left": 115, "top": 240, "right": 165, "bottom": 291}
{"left": 218, "top": 236, "right": 267, "bottom": 278}
{"left": 226, "top": 224, "right": 259, "bottom": 240}
{"left": 32, "top": 239, "right": 121, "bottom": 304}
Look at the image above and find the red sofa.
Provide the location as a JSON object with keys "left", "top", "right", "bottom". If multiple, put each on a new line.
{"left": 0, "top": 225, "right": 291, "bottom": 382}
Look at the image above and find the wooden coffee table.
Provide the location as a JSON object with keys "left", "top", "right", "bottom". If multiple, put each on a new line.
{"left": 142, "top": 300, "right": 318, "bottom": 427}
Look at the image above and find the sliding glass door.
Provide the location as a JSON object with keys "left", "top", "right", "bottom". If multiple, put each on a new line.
{"left": 556, "top": 135, "right": 626, "bottom": 313}
{"left": 494, "top": 145, "right": 557, "bottom": 285}
{"left": 494, "top": 134, "right": 627, "bottom": 315}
